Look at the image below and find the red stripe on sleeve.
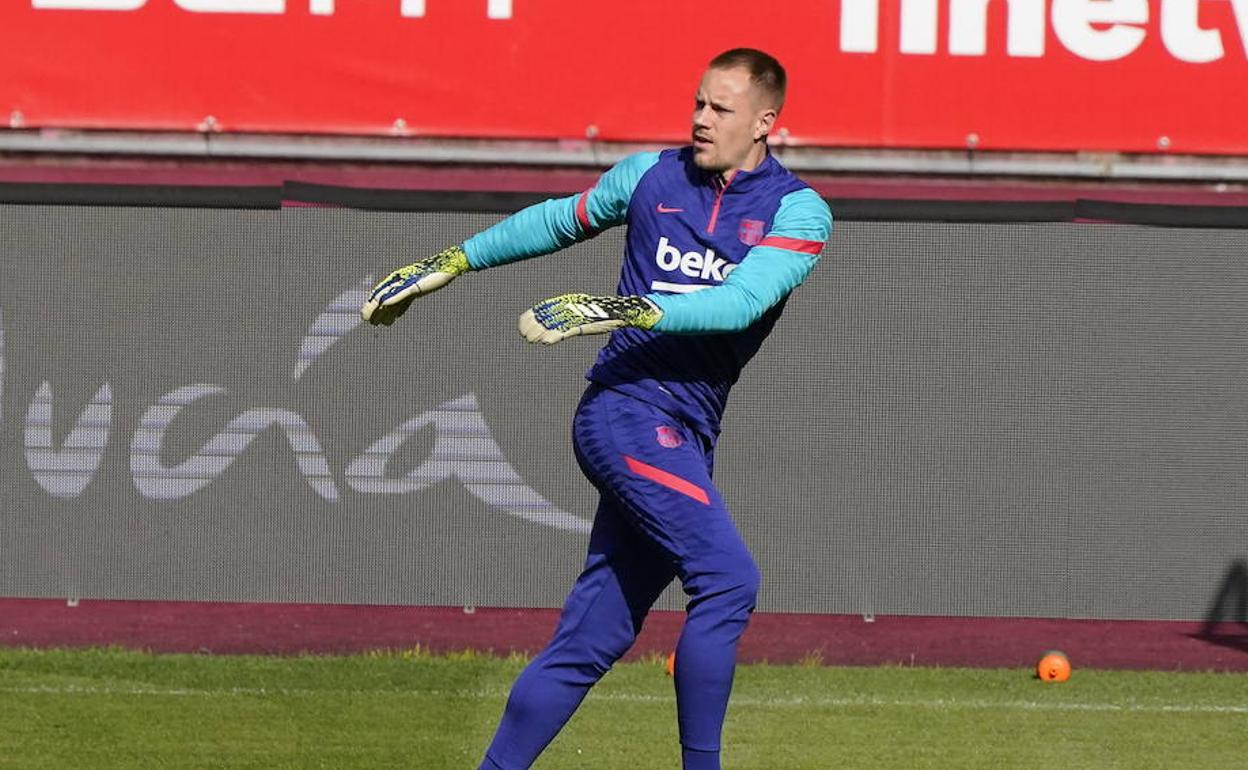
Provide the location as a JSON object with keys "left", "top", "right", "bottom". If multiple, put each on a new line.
{"left": 576, "top": 189, "right": 593, "bottom": 232}
{"left": 758, "top": 235, "right": 824, "bottom": 254}
{"left": 623, "top": 455, "right": 710, "bottom": 505}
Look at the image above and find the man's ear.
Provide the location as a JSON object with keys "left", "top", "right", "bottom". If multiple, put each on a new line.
{"left": 754, "top": 108, "right": 778, "bottom": 142}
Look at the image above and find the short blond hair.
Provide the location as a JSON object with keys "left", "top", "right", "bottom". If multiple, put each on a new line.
{"left": 708, "top": 48, "right": 786, "bottom": 112}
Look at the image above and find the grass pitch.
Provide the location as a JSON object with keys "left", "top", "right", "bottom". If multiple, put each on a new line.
{"left": 1, "top": 647, "right": 1245, "bottom": 769}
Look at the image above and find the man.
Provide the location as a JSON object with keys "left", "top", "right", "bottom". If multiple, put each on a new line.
{"left": 362, "top": 48, "right": 832, "bottom": 770}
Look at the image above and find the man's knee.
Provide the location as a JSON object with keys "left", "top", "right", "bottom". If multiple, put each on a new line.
{"left": 686, "top": 553, "right": 760, "bottom": 613}
{"left": 539, "top": 624, "right": 638, "bottom": 685}
{"left": 731, "top": 556, "right": 761, "bottom": 610}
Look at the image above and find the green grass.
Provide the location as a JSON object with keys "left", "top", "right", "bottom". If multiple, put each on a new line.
{"left": 1, "top": 647, "right": 1245, "bottom": 768}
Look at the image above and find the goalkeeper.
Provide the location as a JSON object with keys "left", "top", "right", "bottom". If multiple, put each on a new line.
{"left": 363, "top": 48, "right": 831, "bottom": 770}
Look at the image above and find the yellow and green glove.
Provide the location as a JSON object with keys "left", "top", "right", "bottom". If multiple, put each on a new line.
{"left": 518, "top": 293, "right": 663, "bottom": 345}
{"left": 362, "top": 248, "right": 664, "bottom": 344}
{"left": 360, "top": 245, "right": 471, "bottom": 326}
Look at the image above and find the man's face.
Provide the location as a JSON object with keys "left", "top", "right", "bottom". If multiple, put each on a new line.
{"left": 691, "top": 66, "right": 775, "bottom": 173}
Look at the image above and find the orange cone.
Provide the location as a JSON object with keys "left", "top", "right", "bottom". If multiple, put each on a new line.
{"left": 1036, "top": 650, "right": 1071, "bottom": 682}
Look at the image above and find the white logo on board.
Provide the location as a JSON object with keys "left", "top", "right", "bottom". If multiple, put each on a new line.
{"left": 2, "top": 282, "right": 589, "bottom": 534}
{"left": 31, "top": 0, "right": 514, "bottom": 19}
{"left": 840, "top": 0, "right": 1248, "bottom": 64}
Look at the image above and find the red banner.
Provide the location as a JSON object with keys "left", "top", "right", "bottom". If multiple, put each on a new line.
{"left": 2, "top": 1, "right": 1245, "bottom": 154}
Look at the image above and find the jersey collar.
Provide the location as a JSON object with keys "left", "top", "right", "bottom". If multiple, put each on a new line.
{"left": 704, "top": 149, "right": 779, "bottom": 193}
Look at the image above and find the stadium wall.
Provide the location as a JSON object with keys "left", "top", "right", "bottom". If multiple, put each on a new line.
{"left": 1, "top": 188, "right": 1246, "bottom": 666}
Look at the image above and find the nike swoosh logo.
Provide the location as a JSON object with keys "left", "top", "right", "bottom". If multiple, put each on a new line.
{"left": 656, "top": 204, "right": 684, "bottom": 214}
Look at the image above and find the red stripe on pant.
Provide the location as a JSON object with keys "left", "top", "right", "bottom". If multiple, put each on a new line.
{"left": 623, "top": 455, "right": 710, "bottom": 505}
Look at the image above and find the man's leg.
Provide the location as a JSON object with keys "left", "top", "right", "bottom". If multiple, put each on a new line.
{"left": 570, "top": 388, "right": 759, "bottom": 770}
{"left": 480, "top": 494, "right": 675, "bottom": 770}
{"left": 671, "top": 529, "right": 759, "bottom": 769}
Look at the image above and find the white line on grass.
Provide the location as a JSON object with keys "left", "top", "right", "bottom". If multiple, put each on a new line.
{"left": 3, "top": 684, "right": 1246, "bottom": 715}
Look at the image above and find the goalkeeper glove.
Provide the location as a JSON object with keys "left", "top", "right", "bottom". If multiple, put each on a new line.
{"left": 360, "top": 245, "right": 471, "bottom": 326}
{"left": 518, "top": 293, "right": 663, "bottom": 345}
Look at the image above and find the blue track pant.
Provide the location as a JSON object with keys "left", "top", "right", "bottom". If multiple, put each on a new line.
{"left": 480, "top": 385, "right": 759, "bottom": 770}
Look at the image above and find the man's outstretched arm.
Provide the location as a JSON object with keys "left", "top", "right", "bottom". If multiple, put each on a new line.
{"left": 361, "top": 152, "right": 660, "bottom": 325}
{"left": 519, "top": 187, "right": 832, "bottom": 343}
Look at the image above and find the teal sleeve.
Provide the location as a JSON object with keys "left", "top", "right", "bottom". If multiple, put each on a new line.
{"left": 648, "top": 188, "right": 832, "bottom": 334}
{"left": 461, "top": 195, "right": 580, "bottom": 269}
{"left": 462, "top": 151, "right": 661, "bottom": 269}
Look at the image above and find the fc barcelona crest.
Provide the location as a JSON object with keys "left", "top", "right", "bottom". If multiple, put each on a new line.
{"left": 655, "top": 425, "right": 684, "bottom": 449}
{"left": 738, "top": 218, "right": 765, "bottom": 246}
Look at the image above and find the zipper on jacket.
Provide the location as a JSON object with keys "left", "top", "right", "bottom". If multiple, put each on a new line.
{"left": 706, "top": 171, "right": 737, "bottom": 234}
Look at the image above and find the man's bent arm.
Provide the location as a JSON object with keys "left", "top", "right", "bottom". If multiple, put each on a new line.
{"left": 464, "top": 152, "right": 661, "bottom": 269}
{"left": 648, "top": 188, "right": 832, "bottom": 333}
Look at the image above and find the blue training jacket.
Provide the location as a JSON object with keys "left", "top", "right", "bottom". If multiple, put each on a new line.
{"left": 463, "top": 146, "right": 833, "bottom": 439}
